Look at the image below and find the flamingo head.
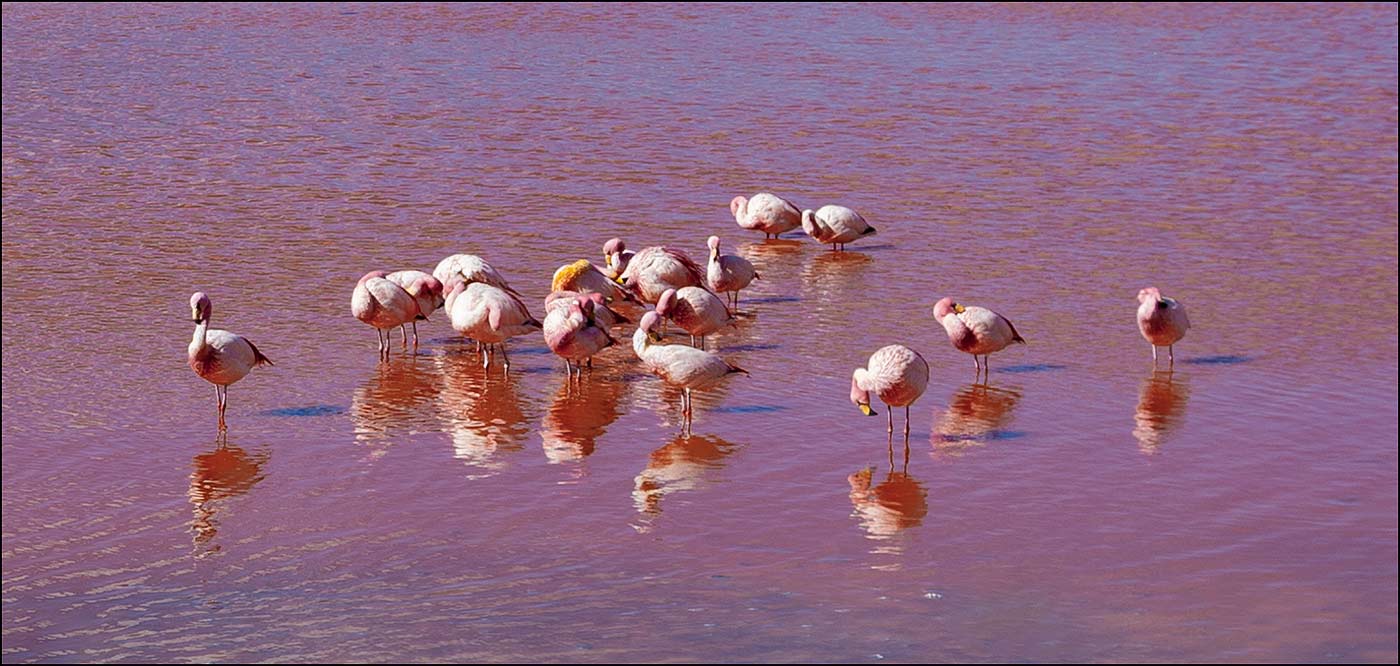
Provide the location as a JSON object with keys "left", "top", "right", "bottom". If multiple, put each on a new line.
{"left": 850, "top": 369, "right": 876, "bottom": 416}
{"left": 357, "top": 270, "right": 389, "bottom": 287}
{"left": 800, "top": 209, "right": 817, "bottom": 234}
{"left": 1137, "top": 287, "right": 1162, "bottom": 305}
{"left": 933, "top": 297, "right": 964, "bottom": 321}
{"left": 603, "top": 237, "right": 626, "bottom": 264}
{"left": 655, "top": 289, "right": 677, "bottom": 317}
{"left": 576, "top": 294, "right": 596, "bottom": 318}
{"left": 707, "top": 235, "right": 721, "bottom": 257}
{"left": 190, "top": 292, "right": 211, "bottom": 324}
{"left": 445, "top": 278, "right": 468, "bottom": 299}
{"left": 638, "top": 311, "right": 664, "bottom": 343}
{"left": 729, "top": 195, "right": 747, "bottom": 218}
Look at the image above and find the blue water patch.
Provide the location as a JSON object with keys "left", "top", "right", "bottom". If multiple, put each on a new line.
{"left": 933, "top": 430, "right": 1026, "bottom": 443}
{"left": 1182, "top": 355, "right": 1251, "bottom": 365}
{"left": 707, "top": 405, "right": 788, "bottom": 414}
{"left": 742, "top": 296, "right": 801, "bottom": 304}
{"left": 261, "top": 405, "right": 346, "bottom": 417}
{"left": 999, "top": 364, "right": 1068, "bottom": 374}
{"left": 720, "top": 343, "right": 782, "bottom": 352}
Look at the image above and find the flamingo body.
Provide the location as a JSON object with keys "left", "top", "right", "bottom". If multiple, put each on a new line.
{"left": 619, "top": 246, "right": 707, "bottom": 304}
{"left": 851, "top": 344, "right": 928, "bottom": 435}
{"left": 1137, "top": 287, "right": 1190, "bottom": 363}
{"left": 801, "top": 205, "right": 876, "bottom": 250}
{"left": 656, "top": 287, "right": 732, "bottom": 349}
{"left": 731, "top": 192, "right": 801, "bottom": 238}
{"left": 188, "top": 292, "right": 272, "bottom": 429}
{"left": 934, "top": 297, "right": 1025, "bottom": 375}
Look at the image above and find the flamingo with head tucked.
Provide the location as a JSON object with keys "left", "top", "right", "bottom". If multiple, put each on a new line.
{"left": 706, "top": 235, "right": 759, "bottom": 311}
{"left": 551, "top": 259, "right": 636, "bottom": 304}
{"left": 188, "top": 292, "right": 273, "bottom": 430}
{"left": 445, "top": 280, "right": 542, "bottom": 370}
{"left": 1137, "top": 287, "right": 1190, "bottom": 365}
{"left": 801, "top": 205, "right": 877, "bottom": 251}
{"left": 543, "top": 295, "right": 618, "bottom": 378}
{"left": 731, "top": 192, "right": 801, "bottom": 239}
{"left": 545, "top": 290, "right": 630, "bottom": 329}
{"left": 633, "top": 312, "right": 747, "bottom": 433}
{"left": 933, "top": 297, "right": 1025, "bottom": 378}
{"left": 384, "top": 270, "right": 444, "bottom": 350}
{"left": 851, "top": 344, "right": 930, "bottom": 437}
{"left": 432, "top": 254, "right": 517, "bottom": 294}
{"left": 352, "top": 270, "right": 423, "bottom": 357}
{"left": 617, "top": 245, "right": 707, "bottom": 304}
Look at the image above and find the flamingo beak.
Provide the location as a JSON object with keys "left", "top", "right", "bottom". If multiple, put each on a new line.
{"left": 859, "top": 403, "right": 876, "bottom": 416}
{"left": 647, "top": 331, "right": 663, "bottom": 343}
{"left": 953, "top": 304, "right": 966, "bottom": 314}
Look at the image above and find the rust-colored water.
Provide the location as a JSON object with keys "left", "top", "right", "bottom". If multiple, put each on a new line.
{"left": 3, "top": 4, "right": 1396, "bottom": 662}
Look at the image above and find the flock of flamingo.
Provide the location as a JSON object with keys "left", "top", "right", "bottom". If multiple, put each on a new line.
{"left": 187, "top": 192, "right": 1191, "bottom": 434}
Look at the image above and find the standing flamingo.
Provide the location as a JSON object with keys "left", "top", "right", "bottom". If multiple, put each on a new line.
{"left": 384, "top": 270, "right": 444, "bottom": 350}
{"left": 851, "top": 344, "right": 930, "bottom": 437}
{"left": 655, "top": 287, "right": 733, "bottom": 350}
{"left": 432, "top": 254, "right": 517, "bottom": 294}
{"left": 933, "top": 297, "right": 1025, "bottom": 378}
{"left": 445, "top": 280, "right": 542, "bottom": 370}
{"left": 617, "top": 245, "right": 707, "bottom": 304}
{"left": 1137, "top": 287, "right": 1190, "bottom": 365}
{"left": 706, "top": 235, "right": 759, "bottom": 311}
{"left": 543, "top": 295, "right": 617, "bottom": 378}
{"left": 731, "top": 192, "right": 801, "bottom": 239}
{"left": 633, "top": 312, "right": 747, "bottom": 433}
{"left": 188, "top": 292, "right": 273, "bottom": 430}
{"left": 801, "top": 205, "right": 877, "bottom": 251}
{"left": 352, "top": 270, "right": 422, "bottom": 357}
{"left": 545, "top": 290, "right": 630, "bottom": 329}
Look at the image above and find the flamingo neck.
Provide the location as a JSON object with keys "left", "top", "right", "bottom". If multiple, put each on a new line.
{"left": 192, "top": 318, "right": 210, "bottom": 353}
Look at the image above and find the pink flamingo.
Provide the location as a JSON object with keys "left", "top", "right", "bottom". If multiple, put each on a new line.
{"left": 851, "top": 344, "right": 930, "bottom": 437}
{"left": 432, "top": 254, "right": 517, "bottom": 294}
{"left": 602, "top": 238, "right": 636, "bottom": 280}
{"left": 188, "top": 292, "right": 273, "bottom": 430}
{"left": 633, "top": 312, "right": 747, "bottom": 433}
{"left": 352, "top": 270, "right": 422, "bottom": 357}
{"left": 731, "top": 192, "right": 801, "bottom": 239}
{"left": 655, "top": 287, "right": 733, "bottom": 350}
{"left": 801, "top": 205, "right": 877, "bottom": 251}
{"left": 933, "top": 297, "right": 1025, "bottom": 378}
{"left": 617, "top": 245, "right": 707, "bottom": 304}
{"left": 1137, "top": 287, "right": 1190, "bottom": 365}
{"left": 551, "top": 259, "right": 636, "bottom": 304}
{"left": 706, "top": 235, "right": 759, "bottom": 310}
{"left": 445, "top": 280, "right": 542, "bottom": 370}
{"left": 543, "top": 295, "right": 618, "bottom": 378}
{"left": 384, "top": 270, "right": 444, "bottom": 350}
{"left": 545, "top": 290, "right": 630, "bottom": 329}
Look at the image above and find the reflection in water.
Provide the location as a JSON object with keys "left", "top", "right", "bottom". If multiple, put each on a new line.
{"left": 540, "top": 370, "right": 630, "bottom": 464}
{"left": 632, "top": 434, "right": 737, "bottom": 527}
{"left": 932, "top": 383, "right": 1023, "bottom": 455}
{"left": 1133, "top": 371, "right": 1191, "bottom": 454}
{"left": 189, "top": 435, "right": 268, "bottom": 555}
{"left": 351, "top": 356, "right": 443, "bottom": 459}
{"left": 435, "top": 352, "right": 532, "bottom": 476}
{"left": 848, "top": 461, "right": 928, "bottom": 558}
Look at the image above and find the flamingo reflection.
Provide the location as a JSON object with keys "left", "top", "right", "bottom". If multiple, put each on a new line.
{"left": 848, "top": 463, "right": 928, "bottom": 539}
{"left": 351, "top": 356, "right": 443, "bottom": 458}
{"left": 932, "top": 383, "right": 1023, "bottom": 455}
{"left": 540, "top": 368, "right": 631, "bottom": 464}
{"left": 632, "top": 433, "right": 737, "bottom": 520}
{"left": 189, "top": 434, "right": 268, "bottom": 552}
{"left": 1132, "top": 371, "right": 1190, "bottom": 454}
{"left": 434, "top": 351, "right": 533, "bottom": 475}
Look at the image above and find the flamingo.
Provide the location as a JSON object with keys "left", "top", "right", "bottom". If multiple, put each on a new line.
{"left": 445, "top": 280, "right": 542, "bottom": 370}
{"left": 655, "top": 287, "right": 733, "bottom": 350}
{"left": 933, "top": 297, "right": 1025, "bottom": 378}
{"left": 432, "top": 254, "right": 517, "bottom": 294}
{"left": 188, "top": 292, "right": 273, "bottom": 430}
{"left": 543, "top": 295, "right": 617, "bottom": 378}
{"left": 545, "top": 290, "right": 630, "bottom": 329}
{"left": 551, "top": 259, "right": 636, "bottom": 304}
{"left": 617, "top": 245, "right": 707, "bottom": 304}
{"left": 633, "top": 311, "right": 748, "bottom": 432}
{"left": 352, "top": 270, "right": 423, "bottom": 357}
{"left": 731, "top": 192, "right": 801, "bottom": 239}
{"left": 706, "top": 235, "right": 759, "bottom": 311}
{"left": 801, "top": 205, "right": 877, "bottom": 251}
{"left": 851, "top": 344, "right": 930, "bottom": 437}
{"left": 383, "top": 270, "right": 444, "bottom": 350}
{"left": 1136, "top": 287, "right": 1190, "bottom": 365}
{"left": 602, "top": 238, "right": 635, "bottom": 280}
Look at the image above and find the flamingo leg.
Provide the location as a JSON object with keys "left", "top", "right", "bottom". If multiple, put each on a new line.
{"left": 400, "top": 324, "right": 408, "bottom": 346}
{"left": 216, "top": 385, "right": 228, "bottom": 430}
{"left": 411, "top": 321, "right": 419, "bottom": 350}
{"left": 904, "top": 405, "right": 911, "bottom": 437}
{"left": 500, "top": 343, "right": 510, "bottom": 371}
{"left": 1168, "top": 345, "right": 1175, "bottom": 366}
{"left": 887, "top": 405, "right": 893, "bottom": 434}
{"left": 1152, "top": 345, "right": 1158, "bottom": 364}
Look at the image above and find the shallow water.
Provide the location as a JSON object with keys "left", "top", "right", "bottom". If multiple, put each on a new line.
{"left": 3, "top": 4, "right": 1396, "bottom": 662}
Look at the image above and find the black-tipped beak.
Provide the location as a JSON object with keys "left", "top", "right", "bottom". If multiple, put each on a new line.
{"left": 859, "top": 403, "right": 876, "bottom": 416}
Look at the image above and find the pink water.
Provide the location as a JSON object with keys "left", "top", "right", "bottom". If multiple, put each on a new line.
{"left": 3, "top": 4, "right": 1396, "bottom": 662}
